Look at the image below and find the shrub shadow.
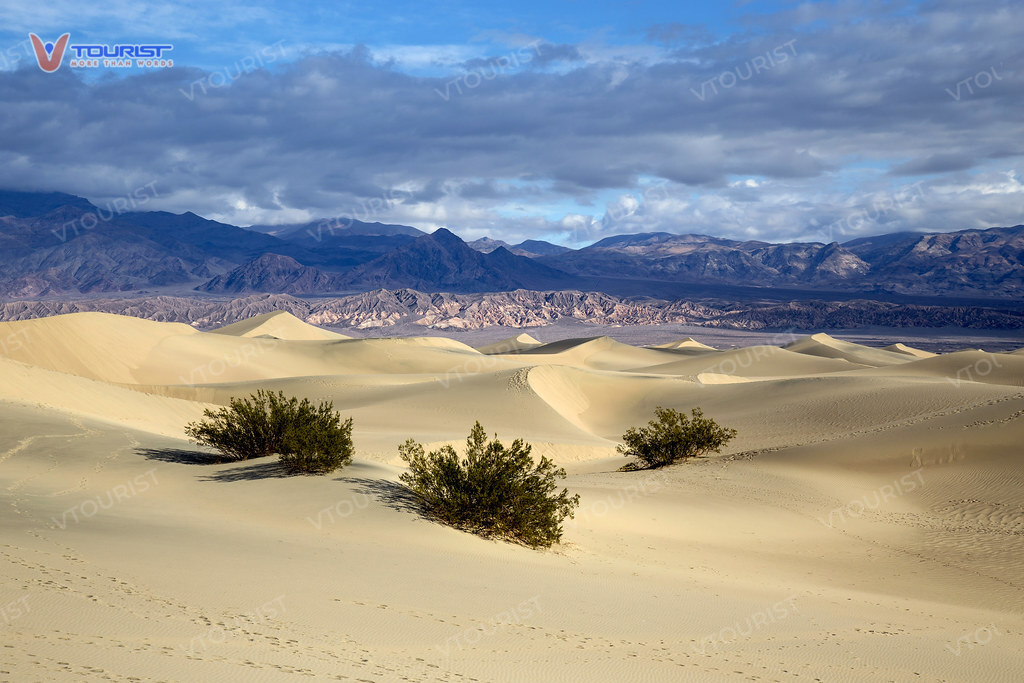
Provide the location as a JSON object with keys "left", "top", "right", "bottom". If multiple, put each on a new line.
{"left": 136, "top": 447, "right": 290, "bottom": 481}
{"left": 201, "top": 460, "right": 291, "bottom": 482}
{"left": 345, "top": 477, "right": 424, "bottom": 516}
{"left": 135, "top": 447, "right": 235, "bottom": 465}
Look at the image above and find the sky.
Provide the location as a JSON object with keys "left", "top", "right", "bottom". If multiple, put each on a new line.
{"left": 0, "top": 0, "right": 1021, "bottom": 247}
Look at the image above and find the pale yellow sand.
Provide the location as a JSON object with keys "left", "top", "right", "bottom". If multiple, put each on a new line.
{"left": 650, "top": 337, "right": 717, "bottom": 351}
{"left": 884, "top": 342, "right": 937, "bottom": 359}
{"left": 785, "top": 332, "right": 914, "bottom": 367}
{"left": 510, "top": 335, "right": 686, "bottom": 371}
{"left": 475, "top": 333, "right": 543, "bottom": 354}
{"left": 211, "top": 310, "right": 352, "bottom": 341}
{"left": 1, "top": 313, "right": 1022, "bottom": 681}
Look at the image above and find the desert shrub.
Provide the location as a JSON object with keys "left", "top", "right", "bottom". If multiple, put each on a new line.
{"left": 277, "top": 401, "right": 354, "bottom": 475}
{"left": 184, "top": 389, "right": 354, "bottom": 474}
{"left": 618, "top": 407, "right": 737, "bottom": 470}
{"left": 398, "top": 422, "right": 580, "bottom": 548}
{"left": 184, "top": 389, "right": 291, "bottom": 461}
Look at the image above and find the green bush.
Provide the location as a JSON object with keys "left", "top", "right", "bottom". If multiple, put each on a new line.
{"left": 398, "top": 422, "right": 580, "bottom": 548}
{"left": 618, "top": 407, "right": 737, "bottom": 470}
{"left": 184, "top": 389, "right": 354, "bottom": 474}
{"left": 277, "top": 399, "right": 355, "bottom": 475}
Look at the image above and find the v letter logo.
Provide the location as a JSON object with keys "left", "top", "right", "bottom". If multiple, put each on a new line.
{"left": 29, "top": 33, "right": 70, "bottom": 73}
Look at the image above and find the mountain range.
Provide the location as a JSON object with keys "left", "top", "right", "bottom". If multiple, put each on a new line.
{"left": 0, "top": 189, "right": 1021, "bottom": 302}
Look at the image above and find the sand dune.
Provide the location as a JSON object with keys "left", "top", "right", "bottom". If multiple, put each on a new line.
{"left": 511, "top": 335, "right": 682, "bottom": 371}
{"left": 211, "top": 310, "right": 350, "bottom": 341}
{"left": 884, "top": 341, "right": 937, "bottom": 358}
{"left": 847, "top": 350, "right": 1024, "bottom": 387}
{"left": 649, "top": 337, "right": 717, "bottom": 351}
{"left": 0, "top": 312, "right": 200, "bottom": 383}
{"left": 785, "top": 332, "right": 914, "bottom": 367}
{"left": 1, "top": 312, "right": 1022, "bottom": 681}
{"left": 0, "top": 356, "right": 206, "bottom": 437}
{"left": 0, "top": 312, "right": 500, "bottom": 386}
{"left": 475, "top": 332, "right": 543, "bottom": 354}
{"left": 627, "top": 344, "right": 864, "bottom": 378}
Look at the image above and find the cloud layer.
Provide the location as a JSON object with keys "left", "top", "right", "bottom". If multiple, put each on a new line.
{"left": 1, "top": 0, "right": 1022, "bottom": 245}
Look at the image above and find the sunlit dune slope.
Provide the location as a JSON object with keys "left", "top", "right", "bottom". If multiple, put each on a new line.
{"left": 785, "top": 332, "right": 914, "bottom": 367}
{"left": 210, "top": 310, "right": 351, "bottom": 341}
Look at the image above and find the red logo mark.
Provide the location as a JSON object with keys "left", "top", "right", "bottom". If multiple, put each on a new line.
{"left": 29, "top": 33, "right": 70, "bottom": 73}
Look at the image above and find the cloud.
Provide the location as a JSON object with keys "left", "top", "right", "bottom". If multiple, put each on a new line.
{"left": 890, "top": 153, "right": 977, "bottom": 176}
{"left": 0, "top": 0, "right": 1021, "bottom": 245}
{"left": 645, "top": 23, "right": 715, "bottom": 47}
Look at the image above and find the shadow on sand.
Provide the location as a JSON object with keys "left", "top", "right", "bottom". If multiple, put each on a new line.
{"left": 200, "top": 460, "right": 291, "bottom": 482}
{"left": 345, "top": 477, "right": 423, "bottom": 516}
{"left": 134, "top": 449, "right": 427, "bottom": 494}
{"left": 135, "top": 447, "right": 234, "bottom": 465}
{"left": 135, "top": 447, "right": 289, "bottom": 481}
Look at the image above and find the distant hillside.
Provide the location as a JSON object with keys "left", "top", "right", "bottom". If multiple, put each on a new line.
{"left": 540, "top": 226, "right": 1024, "bottom": 297}
{"left": 467, "top": 237, "right": 570, "bottom": 257}
{"left": 337, "top": 229, "right": 576, "bottom": 293}
{"left": 197, "top": 253, "right": 344, "bottom": 294}
{"left": 0, "top": 189, "right": 1021, "bottom": 301}
{"left": 1, "top": 289, "right": 1021, "bottom": 332}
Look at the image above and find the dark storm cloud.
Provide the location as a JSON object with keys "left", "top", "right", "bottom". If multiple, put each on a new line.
{"left": 890, "top": 153, "right": 976, "bottom": 176}
{"left": 0, "top": 0, "right": 1021, "bottom": 241}
{"left": 452, "top": 182, "right": 494, "bottom": 199}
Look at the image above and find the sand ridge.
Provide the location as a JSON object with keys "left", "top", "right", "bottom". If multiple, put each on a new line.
{"left": 884, "top": 342, "right": 937, "bottom": 359}
{"left": 785, "top": 332, "right": 915, "bottom": 367}
{"left": 475, "top": 333, "right": 543, "bottom": 354}
{"left": 650, "top": 337, "right": 718, "bottom": 351}
{"left": 211, "top": 310, "right": 352, "bottom": 341}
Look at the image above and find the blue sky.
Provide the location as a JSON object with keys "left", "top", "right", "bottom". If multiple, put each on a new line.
{"left": 0, "top": 0, "right": 1020, "bottom": 246}
{"left": 0, "top": 1, "right": 755, "bottom": 58}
